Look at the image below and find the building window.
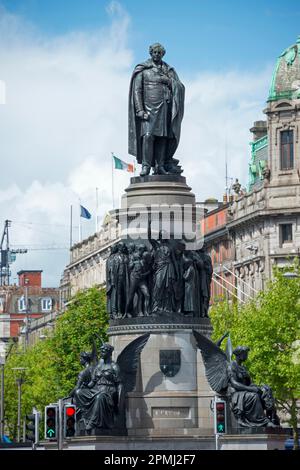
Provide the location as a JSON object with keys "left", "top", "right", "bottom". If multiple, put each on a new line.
{"left": 41, "top": 297, "right": 52, "bottom": 311}
{"left": 18, "top": 297, "right": 27, "bottom": 312}
{"left": 280, "top": 224, "right": 293, "bottom": 245}
{"left": 280, "top": 130, "right": 294, "bottom": 170}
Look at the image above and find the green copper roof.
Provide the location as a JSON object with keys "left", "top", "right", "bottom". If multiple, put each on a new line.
{"left": 248, "top": 135, "right": 268, "bottom": 191}
{"left": 268, "top": 36, "right": 300, "bottom": 102}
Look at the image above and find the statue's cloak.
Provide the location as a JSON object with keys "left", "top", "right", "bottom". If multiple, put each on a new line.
{"left": 128, "top": 59, "right": 185, "bottom": 164}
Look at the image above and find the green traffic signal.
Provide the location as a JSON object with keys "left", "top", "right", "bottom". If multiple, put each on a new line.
{"left": 215, "top": 400, "right": 227, "bottom": 434}
{"left": 46, "top": 428, "right": 55, "bottom": 438}
{"left": 45, "top": 405, "right": 58, "bottom": 440}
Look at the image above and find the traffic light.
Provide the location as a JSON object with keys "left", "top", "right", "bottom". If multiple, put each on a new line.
{"left": 45, "top": 405, "right": 58, "bottom": 440}
{"left": 214, "top": 399, "right": 227, "bottom": 434}
{"left": 64, "top": 404, "right": 76, "bottom": 438}
{"left": 25, "top": 411, "right": 39, "bottom": 443}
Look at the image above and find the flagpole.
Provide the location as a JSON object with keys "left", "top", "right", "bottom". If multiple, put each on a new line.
{"left": 70, "top": 205, "right": 73, "bottom": 249}
{"left": 78, "top": 199, "right": 82, "bottom": 242}
{"left": 95, "top": 187, "right": 99, "bottom": 233}
{"left": 111, "top": 152, "right": 115, "bottom": 210}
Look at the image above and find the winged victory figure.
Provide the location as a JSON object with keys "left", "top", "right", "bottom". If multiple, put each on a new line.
{"left": 72, "top": 333, "right": 150, "bottom": 433}
{"left": 193, "top": 330, "right": 280, "bottom": 428}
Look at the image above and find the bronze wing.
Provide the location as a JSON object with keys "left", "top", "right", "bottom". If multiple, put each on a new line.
{"left": 193, "top": 330, "right": 229, "bottom": 393}
{"left": 116, "top": 333, "right": 150, "bottom": 394}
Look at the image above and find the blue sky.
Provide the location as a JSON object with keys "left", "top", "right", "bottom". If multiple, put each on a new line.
{"left": 1, "top": 0, "right": 300, "bottom": 73}
{"left": 0, "top": 0, "right": 299, "bottom": 285}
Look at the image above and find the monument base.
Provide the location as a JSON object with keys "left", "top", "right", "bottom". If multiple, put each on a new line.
{"left": 108, "top": 321, "right": 214, "bottom": 437}
{"left": 41, "top": 431, "right": 287, "bottom": 450}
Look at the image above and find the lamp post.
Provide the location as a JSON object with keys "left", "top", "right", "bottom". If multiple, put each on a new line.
{"left": 0, "top": 339, "right": 18, "bottom": 442}
{"left": 0, "top": 357, "right": 4, "bottom": 441}
{"left": 282, "top": 271, "right": 299, "bottom": 451}
{"left": 12, "top": 367, "right": 26, "bottom": 442}
{"left": 24, "top": 278, "right": 30, "bottom": 350}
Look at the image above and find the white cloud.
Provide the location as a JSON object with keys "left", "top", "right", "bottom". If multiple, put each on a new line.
{"left": 0, "top": 3, "right": 272, "bottom": 285}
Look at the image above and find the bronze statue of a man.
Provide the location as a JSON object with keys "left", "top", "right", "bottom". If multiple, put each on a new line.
{"left": 128, "top": 43, "right": 185, "bottom": 176}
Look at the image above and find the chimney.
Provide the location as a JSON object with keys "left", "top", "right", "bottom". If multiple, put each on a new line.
{"left": 250, "top": 121, "right": 267, "bottom": 141}
{"left": 17, "top": 270, "right": 42, "bottom": 287}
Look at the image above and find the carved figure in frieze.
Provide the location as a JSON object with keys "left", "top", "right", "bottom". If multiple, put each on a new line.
{"left": 126, "top": 244, "right": 151, "bottom": 317}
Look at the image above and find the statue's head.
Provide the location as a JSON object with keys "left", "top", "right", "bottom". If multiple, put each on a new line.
{"left": 100, "top": 343, "right": 114, "bottom": 359}
{"left": 80, "top": 351, "right": 92, "bottom": 365}
{"left": 149, "top": 43, "right": 166, "bottom": 62}
{"left": 128, "top": 242, "right": 136, "bottom": 254}
{"left": 111, "top": 244, "right": 118, "bottom": 254}
{"left": 117, "top": 242, "right": 127, "bottom": 254}
{"left": 138, "top": 243, "right": 146, "bottom": 255}
{"left": 232, "top": 346, "right": 249, "bottom": 361}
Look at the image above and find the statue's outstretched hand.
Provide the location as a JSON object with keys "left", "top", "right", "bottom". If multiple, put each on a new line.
{"left": 136, "top": 110, "right": 149, "bottom": 120}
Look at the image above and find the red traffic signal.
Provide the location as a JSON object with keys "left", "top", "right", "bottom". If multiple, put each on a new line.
{"left": 66, "top": 406, "right": 75, "bottom": 417}
{"left": 64, "top": 404, "right": 76, "bottom": 438}
{"left": 216, "top": 402, "right": 225, "bottom": 411}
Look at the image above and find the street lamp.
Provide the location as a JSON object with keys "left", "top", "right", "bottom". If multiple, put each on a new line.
{"left": 282, "top": 271, "right": 299, "bottom": 451}
{"left": 0, "top": 357, "right": 4, "bottom": 441}
{"left": 11, "top": 367, "right": 27, "bottom": 442}
{"left": 24, "top": 278, "right": 30, "bottom": 349}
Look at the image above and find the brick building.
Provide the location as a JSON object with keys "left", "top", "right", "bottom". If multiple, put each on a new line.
{"left": 203, "top": 201, "right": 236, "bottom": 302}
{"left": 0, "top": 270, "right": 60, "bottom": 359}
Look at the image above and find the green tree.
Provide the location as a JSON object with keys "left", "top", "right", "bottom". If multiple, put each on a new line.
{"left": 210, "top": 265, "right": 300, "bottom": 450}
{"left": 3, "top": 286, "right": 108, "bottom": 440}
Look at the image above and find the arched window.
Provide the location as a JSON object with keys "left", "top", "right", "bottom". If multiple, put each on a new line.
{"left": 280, "top": 130, "right": 294, "bottom": 170}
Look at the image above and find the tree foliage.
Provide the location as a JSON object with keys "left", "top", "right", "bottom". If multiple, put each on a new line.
{"left": 210, "top": 264, "right": 300, "bottom": 445}
{"left": 3, "top": 287, "right": 108, "bottom": 439}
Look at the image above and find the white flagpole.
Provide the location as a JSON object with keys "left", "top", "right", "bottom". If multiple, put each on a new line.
{"left": 78, "top": 199, "right": 82, "bottom": 242}
{"left": 111, "top": 152, "right": 115, "bottom": 209}
{"left": 70, "top": 205, "right": 73, "bottom": 249}
{"left": 95, "top": 187, "right": 99, "bottom": 233}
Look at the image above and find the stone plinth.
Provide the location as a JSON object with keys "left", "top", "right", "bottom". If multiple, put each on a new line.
{"left": 107, "top": 172, "right": 211, "bottom": 436}
{"left": 219, "top": 432, "right": 288, "bottom": 450}
{"left": 118, "top": 174, "right": 200, "bottom": 246}
{"left": 108, "top": 321, "right": 214, "bottom": 437}
{"left": 41, "top": 431, "right": 287, "bottom": 450}
{"left": 42, "top": 435, "right": 216, "bottom": 450}
{"left": 122, "top": 175, "right": 195, "bottom": 208}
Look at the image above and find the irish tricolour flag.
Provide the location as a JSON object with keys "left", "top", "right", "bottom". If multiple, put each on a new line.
{"left": 113, "top": 155, "right": 134, "bottom": 173}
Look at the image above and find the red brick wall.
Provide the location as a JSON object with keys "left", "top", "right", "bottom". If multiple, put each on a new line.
{"left": 10, "top": 313, "right": 42, "bottom": 337}
{"left": 18, "top": 271, "right": 42, "bottom": 287}
{"left": 203, "top": 207, "right": 228, "bottom": 235}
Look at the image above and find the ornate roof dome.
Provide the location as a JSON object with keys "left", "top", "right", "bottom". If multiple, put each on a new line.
{"left": 268, "top": 36, "right": 300, "bottom": 102}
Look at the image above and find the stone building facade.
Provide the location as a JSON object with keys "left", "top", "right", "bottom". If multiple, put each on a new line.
{"left": 228, "top": 36, "right": 300, "bottom": 301}
{"left": 60, "top": 214, "right": 121, "bottom": 301}
{"left": 202, "top": 36, "right": 300, "bottom": 303}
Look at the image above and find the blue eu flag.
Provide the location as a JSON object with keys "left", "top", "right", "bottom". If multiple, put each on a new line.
{"left": 80, "top": 205, "right": 92, "bottom": 219}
